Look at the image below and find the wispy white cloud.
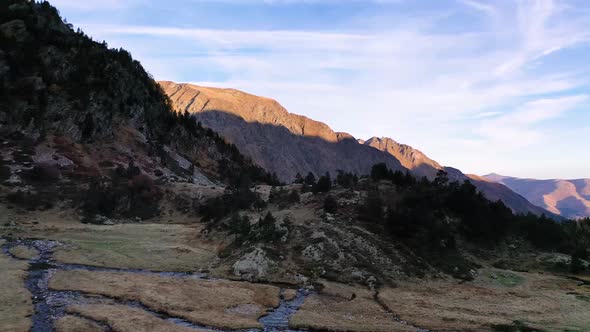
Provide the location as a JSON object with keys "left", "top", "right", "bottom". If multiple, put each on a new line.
{"left": 70, "top": 0, "right": 590, "bottom": 178}
{"left": 48, "top": 0, "right": 136, "bottom": 10}
{"left": 477, "top": 95, "right": 589, "bottom": 147}
{"left": 458, "top": 0, "right": 497, "bottom": 16}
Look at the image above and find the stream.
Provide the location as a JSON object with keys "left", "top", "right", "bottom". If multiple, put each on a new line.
{"left": 1, "top": 238, "right": 310, "bottom": 332}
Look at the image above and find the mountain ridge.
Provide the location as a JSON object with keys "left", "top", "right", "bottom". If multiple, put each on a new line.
{"left": 160, "top": 81, "right": 556, "bottom": 218}
{"left": 484, "top": 174, "right": 590, "bottom": 219}
{"left": 159, "top": 81, "right": 408, "bottom": 181}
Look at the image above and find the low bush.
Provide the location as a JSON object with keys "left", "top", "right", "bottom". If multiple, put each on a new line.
{"left": 324, "top": 195, "right": 337, "bottom": 214}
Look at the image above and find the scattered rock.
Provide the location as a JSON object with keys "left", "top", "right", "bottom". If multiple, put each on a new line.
{"left": 232, "top": 247, "right": 276, "bottom": 281}
{"left": 93, "top": 215, "right": 114, "bottom": 225}
{"left": 302, "top": 243, "right": 323, "bottom": 262}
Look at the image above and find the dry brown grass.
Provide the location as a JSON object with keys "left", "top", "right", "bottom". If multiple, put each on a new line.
{"left": 0, "top": 208, "right": 218, "bottom": 272}
{"left": 65, "top": 304, "right": 206, "bottom": 332}
{"left": 290, "top": 282, "right": 418, "bottom": 332}
{"left": 9, "top": 245, "right": 39, "bottom": 260}
{"left": 0, "top": 241, "right": 32, "bottom": 332}
{"left": 49, "top": 270, "right": 281, "bottom": 329}
{"left": 54, "top": 315, "right": 107, "bottom": 332}
{"left": 378, "top": 270, "right": 590, "bottom": 331}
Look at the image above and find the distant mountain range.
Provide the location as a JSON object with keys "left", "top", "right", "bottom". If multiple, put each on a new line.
{"left": 159, "top": 81, "right": 554, "bottom": 218}
{"left": 484, "top": 174, "right": 590, "bottom": 219}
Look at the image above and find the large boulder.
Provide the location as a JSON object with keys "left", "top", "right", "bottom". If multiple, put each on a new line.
{"left": 232, "top": 247, "right": 276, "bottom": 281}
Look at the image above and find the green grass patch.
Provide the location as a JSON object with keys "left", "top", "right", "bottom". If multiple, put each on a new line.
{"left": 493, "top": 271, "right": 525, "bottom": 287}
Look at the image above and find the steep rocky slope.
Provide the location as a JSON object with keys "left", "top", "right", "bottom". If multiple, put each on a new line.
{"left": 484, "top": 174, "right": 590, "bottom": 219}
{"left": 160, "top": 82, "right": 552, "bottom": 217}
{"left": 0, "top": 1, "right": 274, "bottom": 219}
{"left": 362, "top": 137, "right": 444, "bottom": 179}
{"left": 159, "top": 81, "right": 406, "bottom": 181}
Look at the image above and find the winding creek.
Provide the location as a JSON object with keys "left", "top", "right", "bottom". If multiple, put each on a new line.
{"left": 1, "top": 237, "right": 311, "bottom": 332}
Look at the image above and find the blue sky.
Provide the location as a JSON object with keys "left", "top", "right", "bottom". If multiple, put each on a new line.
{"left": 50, "top": 0, "right": 590, "bottom": 179}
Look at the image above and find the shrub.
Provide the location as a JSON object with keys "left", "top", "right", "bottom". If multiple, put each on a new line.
{"left": 570, "top": 253, "right": 586, "bottom": 274}
{"left": 81, "top": 181, "right": 118, "bottom": 218}
{"left": 269, "top": 186, "right": 300, "bottom": 208}
{"left": 335, "top": 170, "right": 358, "bottom": 188}
{"left": 358, "top": 189, "right": 383, "bottom": 223}
{"left": 304, "top": 172, "right": 316, "bottom": 186}
{"left": 0, "top": 165, "right": 11, "bottom": 181}
{"left": 312, "top": 173, "right": 332, "bottom": 193}
{"left": 199, "top": 186, "right": 260, "bottom": 222}
{"left": 293, "top": 172, "right": 304, "bottom": 184}
{"left": 255, "top": 212, "right": 285, "bottom": 242}
{"left": 288, "top": 189, "right": 300, "bottom": 204}
{"left": 229, "top": 213, "right": 252, "bottom": 240}
{"left": 324, "top": 195, "right": 338, "bottom": 214}
{"left": 21, "top": 162, "right": 61, "bottom": 184}
{"left": 371, "top": 163, "right": 389, "bottom": 181}
{"left": 6, "top": 189, "right": 54, "bottom": 211}
{"left": 269, "top": 186, "right": 288, "bottom": 204}
{"left": 128, "top": 174, "right": 158, "bottom": 199}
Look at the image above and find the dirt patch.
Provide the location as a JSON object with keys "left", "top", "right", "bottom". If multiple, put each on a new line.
{"left": 49, "top": 269, "right": 281, "bottom": 329}
{"left": 0, "top": 245, "right": 32, "bottom": 332}
{"left": 54, "top": 315, "right": 107, "bottom": 332}
{"left": 378, "top": 271, "right": 590, "bottom": 331}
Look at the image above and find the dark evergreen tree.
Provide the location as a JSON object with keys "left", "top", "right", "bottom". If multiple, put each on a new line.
{"left": 324, "top": 195, "right": 338, "bottom": 214}
{"left": 313, "top": 172, "right": 332, "bottom": 193}
{"left": 293, "top": 172, "right": 304, "bottom": 184}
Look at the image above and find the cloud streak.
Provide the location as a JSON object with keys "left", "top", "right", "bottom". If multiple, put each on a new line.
{"left": 68, "top": 0, "right": 590, "bottom": 178}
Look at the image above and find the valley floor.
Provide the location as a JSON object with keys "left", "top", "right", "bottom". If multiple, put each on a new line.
{"left": 1, "top": 206, "right": 589, "bottom": 332}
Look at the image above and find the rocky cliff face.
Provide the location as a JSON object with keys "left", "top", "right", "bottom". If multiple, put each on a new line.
{"left": 160, "top": 82, "right": 555, "bottom": 217}
{"left": 362, "top": 137, "right": 443, "bottom": 179}
{"left": 484, "top": 174, "right": 590, "bottom": 219}
{"left": 159, "top": 81, "right": 406, "bottom": 181}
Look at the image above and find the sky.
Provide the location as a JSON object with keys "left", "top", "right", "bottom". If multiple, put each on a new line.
{"left": 50, "top": 0, "right": 590, "bottom": 179}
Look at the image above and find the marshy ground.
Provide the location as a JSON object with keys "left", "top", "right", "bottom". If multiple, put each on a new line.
{"left": 1, "top": 205, "right": 590, "bottom": 332}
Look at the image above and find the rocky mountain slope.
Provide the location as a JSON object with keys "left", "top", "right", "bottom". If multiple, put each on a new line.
{"left": 362, "top": 137, "right": 448, "bottom": 179}
{"left": 0, "top": 0, "right": 275, "bottom": 220}
{"left": 159, "top": 81, "right": 406, "bottom": 181}
{"left": 484, "top": 174, "right": 590, "bottom": 219}
{"left": 160, "top": 82, "right": 553, "bottom": 217}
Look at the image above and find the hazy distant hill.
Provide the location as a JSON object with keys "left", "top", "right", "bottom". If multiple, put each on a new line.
{"left": 160, "top": 81, "right": 554, "bottom": 217}
{"left": 484, "top": 174, "right": 590, "bottom": 219}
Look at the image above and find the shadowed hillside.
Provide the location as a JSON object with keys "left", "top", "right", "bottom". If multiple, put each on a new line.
{"left": 0, "top": 0, "right": 276, "bottom": 220}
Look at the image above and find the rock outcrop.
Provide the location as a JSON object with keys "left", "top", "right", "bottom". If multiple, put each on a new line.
{"left": 232, "top": 247, "right": 276, "bottom": 281}
{"left": 362, "top": 137, "right": 444, "bottom": 179}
